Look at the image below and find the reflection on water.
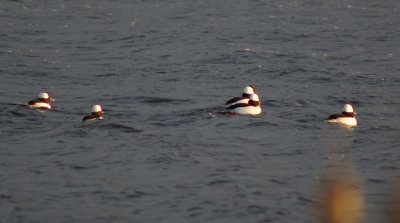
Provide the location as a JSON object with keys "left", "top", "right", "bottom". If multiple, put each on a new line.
{"left": 387, "top": 183, "right": 400, "bottom": 223}
{"left": 316, "top": 126, "right": 400, "bottom": 223}
{"left": 315, "top": 164, "right": 400, "bottom": 223}
{"left": 316, "top": 166, "right": 364, "bottom": 223}
{"left": 317, "top": 123, "right": 363, "bottom": 223}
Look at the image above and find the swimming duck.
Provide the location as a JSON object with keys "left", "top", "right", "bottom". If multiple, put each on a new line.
{"left": 225, "top": 85, "right": 256, "bottom": 107}
{"left": 226, "top": 93, "right": 262, "bottom": 115}
{"left": 82, "top": 105, "right": 104, "bottom": 122}
{"left": 327, "top": 104, "right": 357, "bottom": 127}
{"left": 27, "top": 92, "right": 54, "bottom": 110}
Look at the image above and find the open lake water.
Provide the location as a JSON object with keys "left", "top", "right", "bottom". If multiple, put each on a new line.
{"left": 0, "top": 0, "right": 399, "bottom": 222}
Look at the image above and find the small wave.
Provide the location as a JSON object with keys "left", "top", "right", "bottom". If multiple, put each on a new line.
{"left": 124, "top": 190, "right": 154, "bottom": 198}
{"left": 247, "top": 204, "right": 268, "bottom": 214}
{"left": 136, "top": 96, "right": 192, "bottom": 105}
{"left": 246, "top": 121, "right": 279, "bottom": 127}
{"left": 18, "top": 121, "right": 142, "bottom": 139}
{"left": 262, "top": 149, "right": 304, "bottom": 157}
{"left": 265, "top": 99, "right": 287, "bottom": 108}
{"left": 71, "top": 165, "right": 98, "bottom": 171}
{"left": 148, "top": 105, "right": 224, "bottom": 127}
{"left": 269, "top": 179, "right": 287, "bottom": 185}
{"left": 366, "top": 125, "right": 397, "bottom": 131}
{"left": 207, "top": 179, "right": 231, "bottom": 186}
{"left": 80, "top": 122, "right": 141, "bottom": 133}
{"left": 99, "top": 34, "right": 146, "bottom": 45}
{"left": 367, "top": 179, "right": 386, "bottom": 184}
{"left": 95, "top": 73, "right": 118, "bottom": 77}
{"left": 297, "top": 195, "right": 315, "bottom": 205}
{"left": 168, "top": 16, "right": 189, "bottom": 20}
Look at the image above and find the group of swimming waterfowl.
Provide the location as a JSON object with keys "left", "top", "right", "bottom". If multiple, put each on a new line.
{"left": 224, "top": 85, "right": 357, "bottom": 126}
{"left": 26, "top": 85, "right": 357, "bottom": 126}
{"left": 26, "top": 92, "right": 104, "bottom": 121}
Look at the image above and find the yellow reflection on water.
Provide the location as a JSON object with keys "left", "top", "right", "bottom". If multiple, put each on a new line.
{"left": 317, "top": 167, "right": 364, "bottom": 223}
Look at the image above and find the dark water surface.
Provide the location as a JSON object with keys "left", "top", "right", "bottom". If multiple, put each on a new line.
{"left": 1, "top": 0, "right": 399, "bottom": 222}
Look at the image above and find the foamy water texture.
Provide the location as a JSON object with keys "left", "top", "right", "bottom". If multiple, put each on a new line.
{"left": 0, "top": 0, "right": 399, "bottom": 222}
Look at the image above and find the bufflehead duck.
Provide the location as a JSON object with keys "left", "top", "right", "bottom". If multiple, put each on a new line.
{"left": 225, "top": 85, "right": 256, "bottom": 107}
{"left": 226, "top": 93, "right": 262, "bottom": 115}
{"left": 82, "top": 105, "right": 104, "bottom": 122}
{"left": 327, "top": 104, "right": 357, "bottom": 127}
{"left": 27, "top": 92, "right": 54, "bottom": 110}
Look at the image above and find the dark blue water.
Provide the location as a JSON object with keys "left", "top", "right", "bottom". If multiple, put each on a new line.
{"left": 1, "top": 0, "right": 399, "bottom": 222}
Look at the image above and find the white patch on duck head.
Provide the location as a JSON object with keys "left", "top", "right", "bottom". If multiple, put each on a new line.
{"left": 343, "top": 104, "right": 354, "bottom": 113}
{"left": 92, "top": 104, "right": 103, "bottom": 113}
{"left": 243, "top": 85, "right": 255, "bottom": 94}
{"left": 38, "top": 92, "right": 50, "bottom": 99}
{"left": 249, "top": 94, "right": 259, "bottom": 102}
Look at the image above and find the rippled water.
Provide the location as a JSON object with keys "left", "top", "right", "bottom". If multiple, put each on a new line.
{"left": 1, "top": 0, "right": 399, "bottom": 222}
